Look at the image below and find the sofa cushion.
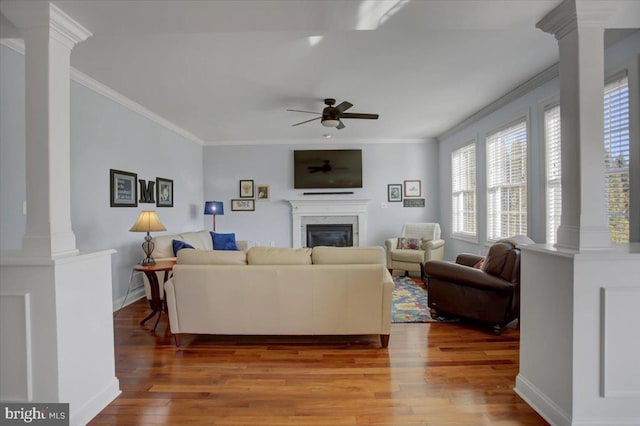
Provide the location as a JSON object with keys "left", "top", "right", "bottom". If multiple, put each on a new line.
{"left": 390, "top": 249, "right": 424, "bottom": 263}
{"left": 247, "top": 247, "right": 312, "bottom": 265}
{"left": 172, "top": 240, "right": 195, "bottom": 256}
{"left": 210, "top": 232, "right": 239, "bottom": 251}
{"left": 481, "top": 242, "right": 512, "bottom": 276}
{"left": 396, "top": 237, "right": 424, "bottom": 250}
{"left": 177, "top": 249, "right": 247, "bottom": 265}
{"left": 312, "top": 246, "right": 385, "bottom": 265}
{"left": 151, "top": 234, "right": 177, "bottom": 259}
{"left": 180, "top": 231, "right": 213, "bottom": 250}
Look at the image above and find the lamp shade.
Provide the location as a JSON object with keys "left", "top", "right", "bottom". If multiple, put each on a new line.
{"left": 129, "top": 211, "right": 167, "bottom": 233}
{"left": 204, "top": 201, "right": 224, "bottom": 216}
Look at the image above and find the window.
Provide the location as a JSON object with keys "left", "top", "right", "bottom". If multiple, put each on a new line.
{"left": 544, "top": 104, "right": 561, "bottom": 244}
{"left": 604, "top": 74, "right": 630, "bottom": 242}
{"left": 451, "top": 142, "right": 476, "bottom": 238}
{"left": 542, "top": 75, "right": 630, "bottom": 244}
{"left": 486, "top": 119, "right": 528, "bottom": 241}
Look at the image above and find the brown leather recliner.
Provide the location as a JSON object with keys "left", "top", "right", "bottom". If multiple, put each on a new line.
{"left": 424, "top": 237, "right": 533, "bottom": 335}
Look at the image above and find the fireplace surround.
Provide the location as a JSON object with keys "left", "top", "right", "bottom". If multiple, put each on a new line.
{"left": 288, "top": 199, "right": 370, "bottom": 248}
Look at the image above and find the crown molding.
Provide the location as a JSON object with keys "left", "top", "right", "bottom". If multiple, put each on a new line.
{"left": 0, "top": 39, "right": 205, "bottom": 146}
{"left": 69, "top": 68, "right": 205, "bottom": 146}
{"left": 203, "top": 137, "right": 436, "bottom": 147}
{"left": 49, "top": 3, "right": 92, "bottom": 48}
{"left": 0, "top": 38, "right": 25, "bottom": 54}
{"left": 536, "top": 0, "right": 577, "bottom": 40}
{"left": 437, "top": 63, "right": 559, "bottom": 142}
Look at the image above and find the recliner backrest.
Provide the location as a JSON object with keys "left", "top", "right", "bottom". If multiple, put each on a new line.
{"left": 401, "top": 223, "right": 441, "bottom": 241}
{"left": 481, "top": 241, "right": 521, "bottom": 283}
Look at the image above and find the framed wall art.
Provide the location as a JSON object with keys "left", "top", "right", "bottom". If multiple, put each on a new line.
{"left": 387, "top": 184, "right": 402, "bottom": 202}
{"left": 110, "top": 169, "right": 138, "bottom": 207}
{"left": 404, "top": 180, "right": 422, "bottom": 198}
{"left": 256, "top": 184, "right": 270, "bottom": 201}
{"left": 239, "top": 180, "right": 254, "bottom": 198}
{"left": 156, "top": 177, "right": 174, "bottom": 207}
{"left": 231, "top": 199, "right": 255, "bottom": 211}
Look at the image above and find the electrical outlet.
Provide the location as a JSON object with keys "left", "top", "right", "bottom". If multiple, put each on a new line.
{"left": 270, "top": 241, "right": 275, "bottom": 247}
{"left": 381, "top": 202, "right": 387, "bottom": 209}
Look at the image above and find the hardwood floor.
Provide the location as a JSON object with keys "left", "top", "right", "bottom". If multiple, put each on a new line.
{"left": 92, "top": 299, "right": 548, "bottom": 425}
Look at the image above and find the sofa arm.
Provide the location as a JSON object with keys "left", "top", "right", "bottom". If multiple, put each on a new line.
{"left": 425, "top": 239, "right": 445, "bottom": 250}
{"left": 384, "top": 238, "right": 398, "bottom": 267}
{"left": 455, "top": 253, "right": 484, "bottom": 268}
{"left": 424, "top": 260, "right": 514, "bottom": 292}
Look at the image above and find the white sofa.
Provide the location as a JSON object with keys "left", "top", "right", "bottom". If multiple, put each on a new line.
{"left": 164, "top": 245, "right": 394, "bottom": 347}
{"left": 142, "top": 230, "right": 249, "bottom": 301}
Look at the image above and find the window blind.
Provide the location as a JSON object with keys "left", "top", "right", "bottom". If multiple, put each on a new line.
{"left": 451, "top": 143, "right": 476, "bottom": 236}
{"left": 486, "top": 119, "right": 527, "bottom": 241}
{"left": 544, "top": 104, "right": 561, "bottom": 244}
{"left": 604, "top": 74, "right": 630, "bottom": 242}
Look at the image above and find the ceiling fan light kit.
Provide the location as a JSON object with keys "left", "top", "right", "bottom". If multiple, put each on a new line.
{"left": 288, "top": 98, "right": 379, "bottom": 130}
{"left": 321, "top": 119, "right": 340, "bottom": 127}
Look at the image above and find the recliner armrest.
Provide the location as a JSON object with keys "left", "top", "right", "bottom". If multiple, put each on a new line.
{"left": 425, "top": 239, "right": 444, "bottom": 250}
{"left": 424, "top": 260, "right": 514, "bottom": 292}
{"left": 456, "top": 253, "right": 484, "bottom": 267}
{"left": 384, "top": 238, "right": 398, "bottom": 251}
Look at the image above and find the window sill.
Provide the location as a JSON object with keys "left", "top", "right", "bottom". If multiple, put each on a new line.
{"left": 451, "top": 233, "right": 478, "bottom": 244}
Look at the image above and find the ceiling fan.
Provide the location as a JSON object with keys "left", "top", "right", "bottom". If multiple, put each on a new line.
{"left": 288, "top": 98, "right": 379, "bottom": 129}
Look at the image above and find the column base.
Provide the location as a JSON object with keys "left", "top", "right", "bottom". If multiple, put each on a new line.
{"left": 555, "top": 224, "right": 612, "bottom": 251}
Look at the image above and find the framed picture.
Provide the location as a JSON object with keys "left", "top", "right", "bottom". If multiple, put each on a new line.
{"left": 110, "top": 169, "right": 138, "bottom": 207}
{"left": 387, "top": 184, "right": 402, "bottom": 202}
{"left": 404, "top": 180, "right": 422, "bottom": 198}
{"left": 256, "top": 184, "right": 270, "bottom": 201}
{"left": 239, "top": 180, "right": 254, "bottom": 198}
{"left": 231, "top": 199, "right": 255, "bottom": 211}
{"left": 156, "top": 177, "right": 174, "bottom": 207}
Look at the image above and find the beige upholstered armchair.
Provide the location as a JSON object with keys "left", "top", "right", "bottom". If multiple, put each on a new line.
{"left": 385, "top": 223, "right": 445, "bottom": 279}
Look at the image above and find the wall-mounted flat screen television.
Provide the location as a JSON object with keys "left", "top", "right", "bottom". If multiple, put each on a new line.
{"left": 294, "top": 149, "right": 363, "bottom": 189}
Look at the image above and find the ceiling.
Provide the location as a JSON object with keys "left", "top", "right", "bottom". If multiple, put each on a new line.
{"left": 5, "top": 0, "right": 569, "bottom": 144}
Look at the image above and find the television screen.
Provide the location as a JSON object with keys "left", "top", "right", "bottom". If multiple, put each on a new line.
{"left": 294, "top": 149, "right": 363, "bottom": 189}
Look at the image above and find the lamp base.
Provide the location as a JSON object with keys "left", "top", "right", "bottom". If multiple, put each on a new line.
{"left": 141, "top": 233, "right": 156, "bottom": 265}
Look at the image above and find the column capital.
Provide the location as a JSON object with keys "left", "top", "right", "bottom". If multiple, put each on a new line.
{"left": 0, "top": 2, "right": 91, "bottom": 49}
{"left": 536, "top": 0, "right": 617, "bottom": 40}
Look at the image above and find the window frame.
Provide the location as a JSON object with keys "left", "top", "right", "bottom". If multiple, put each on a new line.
{"left": 451, "top": 140, "right": 478, "bottom": 242}
{"left": 485, "top": 115, "right": 530, "bottom": 243}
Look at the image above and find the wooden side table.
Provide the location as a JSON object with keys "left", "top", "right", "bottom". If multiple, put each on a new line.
{"left": 134, "top": 259, "right": 176, "bottom": 332}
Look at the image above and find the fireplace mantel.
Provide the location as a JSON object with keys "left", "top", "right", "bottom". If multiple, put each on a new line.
{"left": 288, "top": 199, "right": 370, "bottom": 248}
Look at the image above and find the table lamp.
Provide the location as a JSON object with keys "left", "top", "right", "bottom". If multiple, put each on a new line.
{"left": 129, "top": 210, "right": 166, "bottom": 265}
{"left": 204, "top": 201, "right": 224, "bottom": 231}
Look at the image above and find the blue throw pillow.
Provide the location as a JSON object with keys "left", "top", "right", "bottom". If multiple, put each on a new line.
{"left": 210, "top": 232, "right": 239, "bottom": 251}
{"left": 172, "top": 239, "right": 195, "bottom": 256}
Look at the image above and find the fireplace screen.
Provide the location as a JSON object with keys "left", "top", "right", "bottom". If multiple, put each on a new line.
{"left": 306, "top": 224, "right": 353, "bottom": 247}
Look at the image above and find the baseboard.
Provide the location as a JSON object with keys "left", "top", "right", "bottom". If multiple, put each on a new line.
{"left": 70, "top": 378, "right": 120, "bottom": 426}
{"left": 514, "top": 374, "right": 571, "bottom": 426}
{"left": 112, "top": 286, "right": 145, "bottom": 312}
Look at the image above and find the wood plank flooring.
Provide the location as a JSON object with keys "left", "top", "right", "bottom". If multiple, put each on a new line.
{"left": 91, "top": 299, "right": 548, "bottom": 425}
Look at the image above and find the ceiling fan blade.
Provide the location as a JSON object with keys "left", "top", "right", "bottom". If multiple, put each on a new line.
{"left": 336, "top": 120, "right": 346, "bottom": 130}
{"left": 287, "top": 109, "right": 321, "bottom": 115}
{"left": 339, "top": 112, "right": 379, "bottom": 120}
{"left": 334, "top": 101, "right": 353, "bottom": 113}
{"left": 291, "top": 116, "right": 321, "bottom": 127}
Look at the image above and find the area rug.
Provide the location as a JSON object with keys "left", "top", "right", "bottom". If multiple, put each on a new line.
{"left": 392, "top": 276, "right": 458, "bottom": 323}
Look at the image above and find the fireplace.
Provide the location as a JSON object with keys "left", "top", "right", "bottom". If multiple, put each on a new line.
{"left": 306, "top": 224, "right": 353, "bottom": 247}
{"left": 288, "top": 199, "right": 370, "bottom": 248}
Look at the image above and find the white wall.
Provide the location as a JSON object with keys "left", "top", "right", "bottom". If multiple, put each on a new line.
{"left": 203, "top": 141, "right": 440, "bottom": 248}
{"left": 0, "top": 45, "right": 204, "bottom": 306}
{"left": 437, "top": 31, "right": 640, "bottom": 260}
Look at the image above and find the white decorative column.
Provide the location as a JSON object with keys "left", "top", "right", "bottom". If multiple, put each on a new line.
{"left": 537, "top": 0, "right": 612, "bottom": 250}
{"left": 515, "top": 2, "right": 640, "bottom": 425}
{"left": 0, "top": 2, "right": 120, "bottom": 424}
{"left": 3, "top": 1, "right": 88, "bottom": 257}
